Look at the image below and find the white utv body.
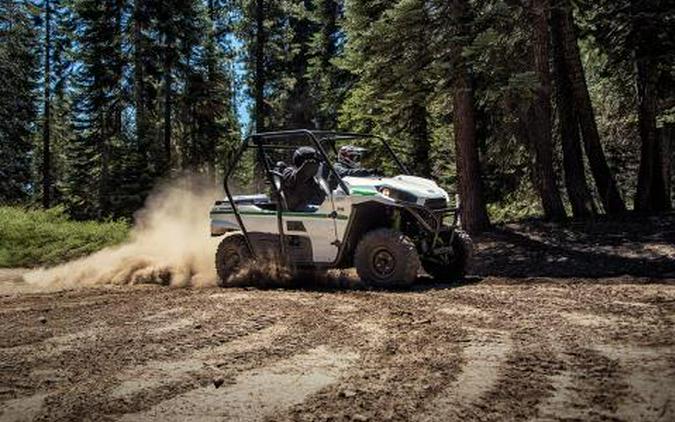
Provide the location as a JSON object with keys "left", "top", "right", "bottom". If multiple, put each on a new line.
{"left": 211, "top": 130, "right": 473, "bottom": 287}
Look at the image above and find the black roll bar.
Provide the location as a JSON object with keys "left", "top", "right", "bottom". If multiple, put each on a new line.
{"left": 222, "top": 129, "right": 412, "bottom": 258}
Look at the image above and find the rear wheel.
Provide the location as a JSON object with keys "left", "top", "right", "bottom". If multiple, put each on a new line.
{"left": 215, "top": 234, "right": 252, "bottom": 286}
{"left": 354, "top": 228, "right": 420, "bottom": 288}
{"left": 422, "top": 230, "right": 473, "bottom": 281}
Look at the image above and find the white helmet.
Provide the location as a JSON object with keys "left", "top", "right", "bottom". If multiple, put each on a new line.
{"left": 338, "top": 145, "right": 368, "bottom": 168}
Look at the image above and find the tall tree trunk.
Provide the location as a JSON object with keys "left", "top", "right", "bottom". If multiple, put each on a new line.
{"left": 550, "top": 0, "right": 596, "bottom": 218}
{"left": 411, "top": 102, "right": 431, "bottom": 177}
{"left": 254, "top": 0, "right": 265, "bottom": 133}
{"left": 448, "top": 0, "right": 490, "bottom": 233}
{"left": 453, "top": 68, "right": 491, "bottom": 234}
{"left": 41, "top": 0, "right": 51, "bottom": 209}
{"left": 634, "top": 55, "right": 668, "bottom": 212}
{"left": 133, "top": 0, "right": 146, "bottom": 155}
{"left": 163, "top": 39, "right": 172, "bottom": 172}
{"left": 527, "top": 0, "right": 566, "bottom": 221}
{"left": 555, "top": 0, "right": 626, "bottom": 214}
{"left": 205, "top": 0, "right": 217, "bottom": 179}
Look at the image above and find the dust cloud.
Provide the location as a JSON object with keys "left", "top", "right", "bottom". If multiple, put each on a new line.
{"left": 24, "top": 176, "right": 222, "bottom": 289}
{"left": 23, "top": 175, "right": 361, "bottom": 290}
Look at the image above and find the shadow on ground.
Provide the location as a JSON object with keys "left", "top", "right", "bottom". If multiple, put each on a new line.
{"left": 471, "top": 214, "right": 675, "bottom": 279}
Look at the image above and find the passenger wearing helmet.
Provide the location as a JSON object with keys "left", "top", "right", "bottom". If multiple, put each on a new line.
{"left": 280, "top": 146, "right": 326, "bottom": 211}
{"left": 334, "top": 145, "right": 377, "bottom": 178}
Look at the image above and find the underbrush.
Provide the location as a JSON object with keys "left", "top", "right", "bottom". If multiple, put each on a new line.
{"left": 0, "top": 206, "right": 129, "bottom": 268}
{"left": 487, "top": 188, "right": 543, "bottom": 223}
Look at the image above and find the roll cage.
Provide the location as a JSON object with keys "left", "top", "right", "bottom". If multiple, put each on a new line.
{"left": 222, "top": 129, "right": 410, "bottom": 260}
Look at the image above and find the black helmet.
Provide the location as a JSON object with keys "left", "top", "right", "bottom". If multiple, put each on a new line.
{"left": 293, "top": 146, "right": 319, "bottom": 167}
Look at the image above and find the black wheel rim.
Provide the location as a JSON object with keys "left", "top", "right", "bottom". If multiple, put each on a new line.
{"left": 372, "top": 247, "right": 395, "bottom": 278}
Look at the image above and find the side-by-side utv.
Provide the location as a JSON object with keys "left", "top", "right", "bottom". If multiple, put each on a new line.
{"left": 210, "top": 130, "right": 472, "bottom": 287}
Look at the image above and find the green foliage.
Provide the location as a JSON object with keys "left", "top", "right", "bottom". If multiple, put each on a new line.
{"left": 340, "top": 0, "right": 432, "bottom": 175}
{"left": 306, "top": 0, "right": 350, "bottom": 129}
{"left": 0, "top": 206, "right": 129, "bottom": 267}
{"left": 0, "top": 1, "right": 37, "bottom": 203}
{"left": 487, "top": 180, "right": 542, "bottom": 223}
{"left": 0, "top": 0, "right": 671, "bottom": 225}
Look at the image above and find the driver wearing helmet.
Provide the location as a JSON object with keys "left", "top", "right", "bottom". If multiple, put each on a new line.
{"left": 334, "top": 145, "right": 377, "bottom": 178}
{"left": 281, "top": 146, "right": 326, "bottom": 211}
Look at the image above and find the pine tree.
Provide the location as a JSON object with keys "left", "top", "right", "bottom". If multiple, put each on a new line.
{"left": 240, "top": 0, "right": 325, "bottom": 132}
{"left": 631, "top": 0, "right": 672, "bottom": 212}
{"left": 341, "top": 0, "right": 432, "bottom": 176}
{"left": 33, "top": 0, "right": 73, "bottom": 208}
{"left": 239, "top": 0, "right": 288, "bottom": 132}
{"left": 580, "top": 0, "right": 672, "bottom": 213}
{"left": 307, "top": 0, "right": 350, "bottom": 129}
{"left": 66, "top": 0, "right": 125, "bottom": 219}
{"left": 0, "top": 1, "right": 37, "bottom": 204}
{"left": 41, "top": 0, "right": 53, "bottom": 208}
{"left": 202, "top": 0, "right": 240, "bottom": 177}
{"left": 430, "top": 0, "right": 490, "bottom": 233}
{"left": 550, "top": 0, "right": 596, "bottom": 218}
{"left": 556, "top": 0, "right": 627, "bottom": 215}
{"left": 522, "top": 0, "right": 566, "bottom": 220}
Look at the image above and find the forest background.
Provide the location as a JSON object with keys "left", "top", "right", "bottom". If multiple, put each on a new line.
{"left": 1, "top": 0, "right": 673, "bottom": 234}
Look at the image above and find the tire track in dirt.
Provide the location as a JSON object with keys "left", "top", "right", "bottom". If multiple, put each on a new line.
{"left": 2, "top": 293, "right": 286, "bottom": 421}
{"left": 1, "top": 276, "right": 673, "bottom": 421}
{"left": 0, "top": 392, "right": 48, "bottom": 422}
{"left": 471, "top": 336, "right": 563, "bottom": 421}
{"left": 540, "top": 300, "right": 674, "bottom": 422}
{"left": 278, "top": 297, "right": 468, "bottom": 421}
{"left": 419, "top": 329, "right": 513, "bottom": 421}
{"left": 119, "top": 345, "right": 359, "bottom": 422}
{"left": 110, "top": 298, "right": 380, "bottom": 420}
{"left": 110, "top": 322, "right": 290, "bottom": 399}
{"left": 594, "top": 344, "right": 675, "bottom": 421}
{"left": 0, "top": 324, "right": 108, "bottom": 361}
{"left": 20, "top": 291, "right": 371, "bottom": 421}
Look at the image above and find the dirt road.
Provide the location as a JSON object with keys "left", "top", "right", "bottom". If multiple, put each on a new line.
{"left": 1, "top": 219, "right": 674, "bottom": 421}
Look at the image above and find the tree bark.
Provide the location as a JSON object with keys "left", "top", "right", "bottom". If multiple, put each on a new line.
{"left": 555, "top": 0, "right": 626, "bottom": 214}
{"left": 453, "top": 67, "right": 491, "bottom": 234}
{"left": 205, "top": 0, "right": 217, "bottom": 179}
{"left": 447, "top": 0, "right": 490, "bottom": 234}
{"left": 526, "top": 0, "right": 567, "bottom": 221}
{"left": 634, "top": 55, "right": 669, "bottom": 212}
{"left": 550, "top": 0, "right": 596, "bottom": 218}
{"left": 254, "top": 0, "right": 265, "bottom": 133}
{"left": 411, "top": 102, "right": 431, "bottom": 177}
{"left": 42, "top": 0, "right": 51, "bottom": 208}
{"left": 133, "top": 0, "right": 146, "bottom": 155}
{"left": 163, "top": 36, "right": 172, "bottom": 172}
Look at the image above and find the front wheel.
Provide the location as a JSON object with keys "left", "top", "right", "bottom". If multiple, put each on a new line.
{"left": 215, "top": 234, "right": 252, "bottom": 286}
{"left": 354, "top": 228, "right": 420, "bottom": 288}
{"left": 422, "top": 230, "right": 473, "bottom": 281}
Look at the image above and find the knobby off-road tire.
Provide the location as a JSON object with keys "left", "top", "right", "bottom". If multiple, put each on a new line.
{"left": 215, "top": 234, "right": 252, "bottom": 286}
{"left": 354, "top": 228, "right": 420, "bottom": 288}
{"left": 422, "top": 230, "right": 474, "bottom": 281}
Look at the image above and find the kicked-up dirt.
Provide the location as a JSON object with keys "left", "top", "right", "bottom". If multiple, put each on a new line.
{"left": 1, "top": 216, "right": 674, "bottom": 421}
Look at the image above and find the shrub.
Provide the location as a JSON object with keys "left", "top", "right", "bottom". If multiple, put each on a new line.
{"left": 0, "top": 206, "right": 129, "bottom": 267}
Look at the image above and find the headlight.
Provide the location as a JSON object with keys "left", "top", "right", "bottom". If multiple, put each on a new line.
{"left": 376, "top": 186, "right": 417, "bottom": 203}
